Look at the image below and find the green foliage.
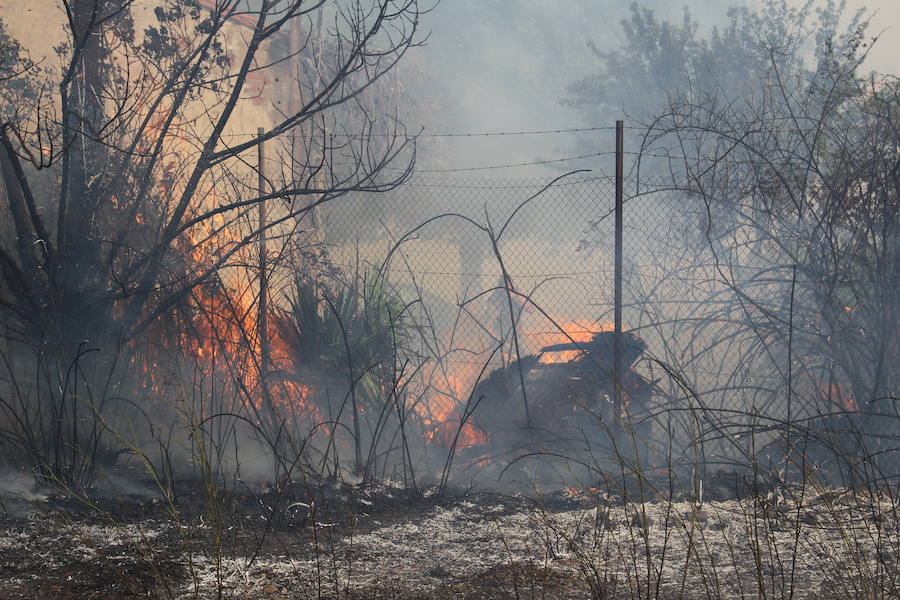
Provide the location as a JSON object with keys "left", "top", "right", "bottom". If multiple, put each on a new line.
{"left": 277, "top": 269, "right": 411, "bottom": 415}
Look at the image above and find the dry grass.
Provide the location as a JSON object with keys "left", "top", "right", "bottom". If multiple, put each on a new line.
{"left": 0, "top": 466, "right": 896, "bottom": 599}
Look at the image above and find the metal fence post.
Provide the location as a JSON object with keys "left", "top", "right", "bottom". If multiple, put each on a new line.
{"left": 614, "top": 120, "right": 624, "bottom": 421}
{"left": 257, "top": 127, "right": 269, "bottom": 392}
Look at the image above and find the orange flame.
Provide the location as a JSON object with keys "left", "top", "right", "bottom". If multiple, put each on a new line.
{"left": 823, "top": 382, "right": 857, "bottom": 412}
{"left": 415, "top": 319, "right": 615, "bottom": 451}
{"left": 529, "top": 318, "right": 613, "bottom": 364}
{"left": 186, "top": 274, "right": 316, "bottom": 423}
{"left": 418, "top": 359, "right": 490, "bottom": 449}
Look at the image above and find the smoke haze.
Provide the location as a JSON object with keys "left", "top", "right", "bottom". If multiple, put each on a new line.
{"left": 409, "top": 0, "right": 898, "bottom": 175}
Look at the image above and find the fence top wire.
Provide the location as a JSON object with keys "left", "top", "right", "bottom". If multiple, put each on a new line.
{"left": 403, "top": 152, "right": 618, "bottom": 173}
{"left": 402, "top": 174, "right": 615, "bottom": 189}
{"left": 392, "top": 173, "right": 674, "bottom": 192}
{"left": 218, "top": 124, "right": 647, "bottom": 140}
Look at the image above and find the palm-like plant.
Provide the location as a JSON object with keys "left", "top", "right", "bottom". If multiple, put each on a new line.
{"left": 275, "top": 269, "right": 412, "bottom": 475}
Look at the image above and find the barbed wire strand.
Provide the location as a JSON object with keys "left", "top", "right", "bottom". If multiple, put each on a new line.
{"left": 218, "top": 125, "right": 647, "bottom": 139}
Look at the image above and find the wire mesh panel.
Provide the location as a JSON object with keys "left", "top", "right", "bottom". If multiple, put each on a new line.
{"left": 258, "top": 170, "right": 898, "bottom": 482}
{"left": 312, "top": 176, "right": 619, "bottom": 443}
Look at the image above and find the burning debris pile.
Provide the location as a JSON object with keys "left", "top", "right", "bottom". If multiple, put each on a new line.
{"left": 465, "top": 330, "right": 653, "bottom": 457}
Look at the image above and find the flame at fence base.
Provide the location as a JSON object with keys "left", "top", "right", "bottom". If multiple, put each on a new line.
{"left": 133, "top": 248, "right": 319, "bottom": 426}
{"left": 140, "top": 256, "right": 623, "bottom": 463}
{"left": 417, "top": 318, "right": 617, "bottom": 453}
{"left": 428, "top": 418, "right": 489, "bottom": 449}
{"left": 822, "top": 382, "right": 857, "bottom": 412}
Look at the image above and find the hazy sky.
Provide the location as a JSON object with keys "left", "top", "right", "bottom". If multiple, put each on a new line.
{"left": 601, "top": 0, "right": 897, "bottom": 73}
{"left": 413, "top": 0, "right": 898, "bottom": 175}
{"left": 789, "top": 0, "right": 898, "bottom": 73}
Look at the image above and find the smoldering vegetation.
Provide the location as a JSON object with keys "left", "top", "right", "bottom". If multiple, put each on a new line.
{"left": 0, "top": 0, "right": 897, "bottom": 598}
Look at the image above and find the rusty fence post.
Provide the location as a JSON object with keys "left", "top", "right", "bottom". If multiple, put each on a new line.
{"left": 613, "top": 120, "right": 624, "bottom": 422}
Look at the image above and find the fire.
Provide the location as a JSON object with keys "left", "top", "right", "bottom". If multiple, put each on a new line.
{"left": 114, "top": 77, "right": 319, "bottom": 424}
{"left": 415, "top": 318, "right": 616, "bottom": 452}
{"left": 430, "top": 418, "right": 489, "bottom": 449}
{"left": 419, "top": 360, "right": 490, "bottom": 449}
{"left": 563, "top": 485, "right": 600, "bottom": 499}
{"left": 529, "top": 318, "right": 613, "bottom": 364}
{"left": 823, "top": 382, "right": 857, "bottom": 412}
{"left": 184, "top": 271, "right": 316, "bottom": 423}
{"left": 127, "top": 194, "right": 319, "bottom": 426}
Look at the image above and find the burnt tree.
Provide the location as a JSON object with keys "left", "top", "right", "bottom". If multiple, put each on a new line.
{"left": 0, "top": 0, "right": 423, "bottom": 485}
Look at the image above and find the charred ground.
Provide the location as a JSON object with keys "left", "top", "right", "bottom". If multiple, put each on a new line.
{"left": 1, "top": 473, "right": 896, "bottom": 600}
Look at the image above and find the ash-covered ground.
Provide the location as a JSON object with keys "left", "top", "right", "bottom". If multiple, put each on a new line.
{"left": 0, "top": 475, "right": 897, "bottom": 600}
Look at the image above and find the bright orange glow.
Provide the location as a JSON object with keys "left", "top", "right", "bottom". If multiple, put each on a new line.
{"left": 185, "top": 271, "right": 317, "bottom": 423}
{"left": 529, "top": 319, "right": 613, "bottom": 364}
{"left": 414, "top": 319, "right": 615, "bottom": 451}
{"left": 430, "top": 418, "right": 489, "bottom": 449}
{"left": 564, "top": 485, "right": 598, "bottom": 498}
{"left": 418, "top": 359, "right": 491, "bottom": 449}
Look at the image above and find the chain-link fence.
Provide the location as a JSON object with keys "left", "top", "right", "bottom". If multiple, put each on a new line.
{"left": 250, "top": 166, "right": 898, "bottom": 483}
